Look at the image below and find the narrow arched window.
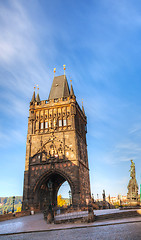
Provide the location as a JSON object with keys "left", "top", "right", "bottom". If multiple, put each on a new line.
{"left": 40, "top": 122, "right": 44, "bottom": 129}
{"left": 59, "top": 119, "right": 62, "bottom": 127}
{"left": 45, "top": 121, "right": 48, "bottom": 128}
{"left": 63, "top": 119, "right": 67, "bottom": 126}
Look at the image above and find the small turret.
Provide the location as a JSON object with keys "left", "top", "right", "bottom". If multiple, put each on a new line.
{"left": 36, "top": 86, "right": 41, "bottom": 103}
{"left": 70, "top": 80, "right": 75, "bottom": 97}
{"left": 30, "top": 87, "right": 36, "bottom": 103}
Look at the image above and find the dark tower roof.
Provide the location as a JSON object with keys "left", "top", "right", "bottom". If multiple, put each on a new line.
{"left": 48, "top": 75, "right": 70, "bottom": 100}
{"left": 31, "top": 90, "right": 36, "bottom": 103}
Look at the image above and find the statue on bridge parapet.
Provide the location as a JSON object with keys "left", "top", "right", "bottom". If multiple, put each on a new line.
{"left": 130, "top": 160, "right": 135, "bottom": 179}
{"left": 127, "top": 160, "right": 139, "bottom": 206}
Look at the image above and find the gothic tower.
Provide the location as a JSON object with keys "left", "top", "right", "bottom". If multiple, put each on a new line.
{"left": 22, "top": 70, "right": 91, "bottom": 211}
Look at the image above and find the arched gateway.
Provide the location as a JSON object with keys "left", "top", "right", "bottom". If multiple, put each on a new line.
{"left": 22, "top": 71, "right": 91, "bottom": 211}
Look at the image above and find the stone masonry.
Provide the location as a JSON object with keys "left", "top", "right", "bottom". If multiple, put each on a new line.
{"left": 22, "top": 74, "right": 91, "bottom": 211}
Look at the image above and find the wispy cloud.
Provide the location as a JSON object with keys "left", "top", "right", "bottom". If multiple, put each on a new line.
{"left": 0, "top": 1, "right": 53, "bottom": 99}
{"left": 0, "top": 128, "right": 25, "bottom": 148}
{"left": 0, "top": 1, "right": 36, "bottom": 64}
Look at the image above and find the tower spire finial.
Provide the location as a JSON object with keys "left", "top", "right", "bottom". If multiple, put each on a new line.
{"left": 54, "top": 68, "right": 56, "bottom": 78}
{"left": 36, "top": 85, "right": 40, "bottom": 103}
{"left": 63, "top": 65, "right": 66, "bottom": 77}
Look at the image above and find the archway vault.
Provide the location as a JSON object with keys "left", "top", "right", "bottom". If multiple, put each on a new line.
{"left": 33, "top": 169, "right": 75, "bottom": 194}
{"left": 31, "top": 169, "right": 75, "bottom": 210}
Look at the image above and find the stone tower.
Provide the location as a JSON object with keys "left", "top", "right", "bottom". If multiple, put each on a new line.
{"left": 22, "top": 72, "right": 91, "bottom": 211}
{"left": 127, "top": 160, "right": 138, "bottom": 205}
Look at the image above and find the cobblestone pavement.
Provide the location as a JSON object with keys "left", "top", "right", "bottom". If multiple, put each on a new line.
{"left": 1, "top": 212, "right": 141, "bottom": 235}
{"left": 1, "top": 221, "right": 141, "bottom": 240}
{"left": 1, "top": 211, "right": 141, "bottom": 238}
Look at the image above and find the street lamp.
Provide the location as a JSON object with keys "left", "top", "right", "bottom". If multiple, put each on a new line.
{"left": 12, "top": 196, "right": 15, "bottom": 213}
{"left": 69, "top": 190, "right": 72, "bottom": 205}
{"left": 92, "top": 193, "right": 94, "bottom": 202}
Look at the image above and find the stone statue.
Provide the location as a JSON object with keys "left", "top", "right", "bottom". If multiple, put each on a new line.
{"left": 102, "top": 190, "right": 106, "bottom": 202}
{"left": 127, "top": 160, "right": 138, "bottom": 205}
{"left": 129, "top": 160, "right": 135, "bottom": 178}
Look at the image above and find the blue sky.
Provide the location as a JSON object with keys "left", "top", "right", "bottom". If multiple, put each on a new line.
{"left": 0, "top": 0, "right": 141, "bottom": 200}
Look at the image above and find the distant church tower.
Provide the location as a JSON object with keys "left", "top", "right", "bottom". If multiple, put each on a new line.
{"left": 22, "top": 68, "right": 91, "bottom": 211}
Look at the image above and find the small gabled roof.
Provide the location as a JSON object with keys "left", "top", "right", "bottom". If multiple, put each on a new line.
{"left": 48, "top": 75, "right": 70, "bottom": 100}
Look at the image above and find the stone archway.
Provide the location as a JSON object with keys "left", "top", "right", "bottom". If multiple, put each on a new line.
{"left": 32, "top": 170, "right": 74, "bottom": 210}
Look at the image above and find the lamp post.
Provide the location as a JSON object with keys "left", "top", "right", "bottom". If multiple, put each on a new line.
{"left": 97, "top": 194, "right": 99, "bottom": 202}
{"left": 92, "top": 193, "right": 94, "bottom": 202}
{"left": 12, "top": 196, "right": 15, "bottom": 213}
{"left": 69, "top": 190, "right": 72, "bottom": 205}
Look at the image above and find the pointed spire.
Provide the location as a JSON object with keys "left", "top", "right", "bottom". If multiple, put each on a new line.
{"left": 31, "top": 87, "right": 36, "bottom": 103}
{"left": 82, "top": 99, "right": 85, "bottom": 115}
{"left": 36, "top": 85, "right": 41, "bottom": 103}
{"left": 70, "top": 79, "right": 75, "bottom": 97}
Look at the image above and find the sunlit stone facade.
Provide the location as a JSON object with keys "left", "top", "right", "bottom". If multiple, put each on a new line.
{"left": 22, "top": 74, "right": 91, "bottom": 210}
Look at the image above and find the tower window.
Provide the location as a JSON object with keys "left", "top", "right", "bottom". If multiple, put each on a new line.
{"left": 63, "top": 119, "right": 67, "bottom": 126}
{"left": 40, "top": 122, "right": 44, "bottom": 129}
{"left": 59, "top": 119, "right": 62, "bottom": 127}
{"left": 45, "top": 121, "right": 48, "bottom": 128}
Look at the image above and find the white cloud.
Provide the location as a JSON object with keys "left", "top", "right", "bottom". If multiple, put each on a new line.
{"left": 0, "top": 1, "right": 36, "bottom": 64}
{"left": 0, "top": 127, "right": 26, "bottom": 148}
{"left": 0, "top": 1, "right": 53, "bottom": 98}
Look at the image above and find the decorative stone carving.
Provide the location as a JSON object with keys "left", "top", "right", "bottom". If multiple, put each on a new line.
{"left": 127, "top": 160, "right": 139, "bottom": 205}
